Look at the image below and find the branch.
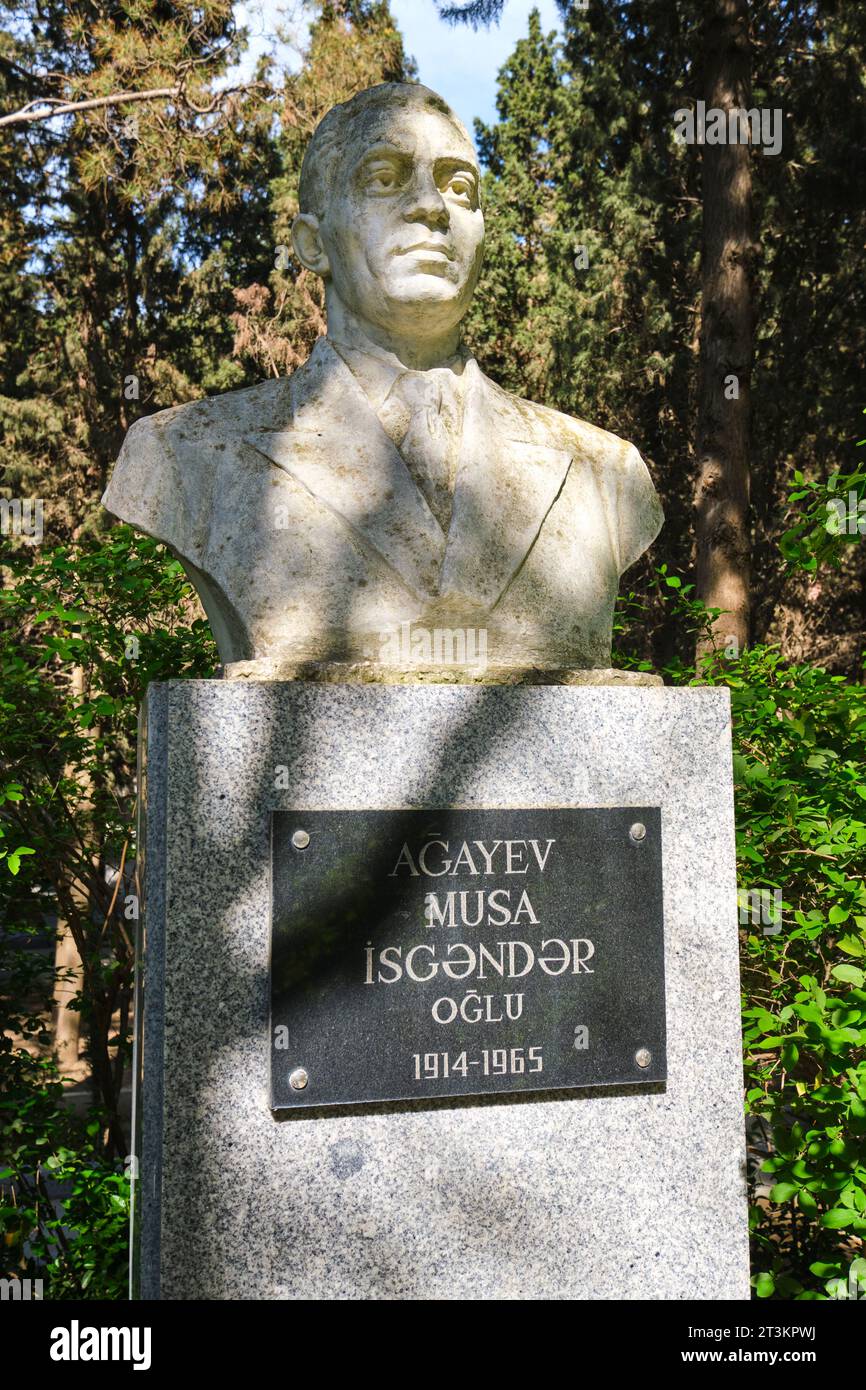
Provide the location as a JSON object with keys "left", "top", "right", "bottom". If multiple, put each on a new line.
{"left": 0, "top": 86, "right": 180, "bottom": 128}
{"left": 437, "top": 0, "right": 507, "bottom": 27}
{"left": 0, "top": 82, "right": 265, "bottom": 129}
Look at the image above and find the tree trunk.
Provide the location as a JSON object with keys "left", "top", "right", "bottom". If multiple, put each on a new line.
{"left": 694, "top": 0, "right": 756, "bottom": 662}
{"left": 52, "top": 922, "right": 83, "bottom": 1072}
{"left": 52, "top": 664, "right": 87, "bottom": 1074}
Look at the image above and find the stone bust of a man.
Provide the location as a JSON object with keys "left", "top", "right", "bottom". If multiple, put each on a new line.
{"left": 103, "top": 82, "right": 663, "bottom": 674}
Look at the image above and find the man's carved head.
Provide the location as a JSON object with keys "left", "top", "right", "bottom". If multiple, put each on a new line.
{"left": 292, "top": 83, "right": 484, "bottom": 342}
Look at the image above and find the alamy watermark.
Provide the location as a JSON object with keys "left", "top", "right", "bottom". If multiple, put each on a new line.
{"left": 0, "top": 497, "right": 43, "bottom": 543}
{"left": 828, "top": 1261, "right": 866, "bottom": 1300}
{"left": 825, "top": 491, "right": 866, "bottom": 536}
{"left": 380, "top": 621, "right": 488, "bottom": 673}
{"left": 0, "top": 1277, "right": 43, "bottom": 1300}
{"left": 738, "top": 887, "right": 783, "bottom": 935}
{"left": 673, "top": 102, "right": 783, "bottom": 157}
{"left": 49, "top": 1321, "right": 151, "bottom": 1370}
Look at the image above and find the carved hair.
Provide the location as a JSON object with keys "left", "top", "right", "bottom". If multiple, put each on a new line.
{"left": 298, "top": 82, "right": 475, "bottom": 219}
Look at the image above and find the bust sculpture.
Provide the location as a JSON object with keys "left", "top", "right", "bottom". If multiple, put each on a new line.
{"left": 103, "top": 82, "right": 663, "bottom": 676}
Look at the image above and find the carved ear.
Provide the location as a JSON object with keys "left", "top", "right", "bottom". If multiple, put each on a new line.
{"left": 292, "top": 214, "right": 330, "bottom": 277}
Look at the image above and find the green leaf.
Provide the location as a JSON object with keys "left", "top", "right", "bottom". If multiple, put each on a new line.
{"left": 832, "top": 964, "right": 865, "bottom": 987}
{"left": 821, "top": 1208, "right": 856, "bottom": 1229}
{"left": 770, "top": 1182, "right": 799, "bottom": 1202}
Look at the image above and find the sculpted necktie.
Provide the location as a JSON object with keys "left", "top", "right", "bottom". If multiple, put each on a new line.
{"left": 378, "top": 368, "right": 463, "bottom": 534}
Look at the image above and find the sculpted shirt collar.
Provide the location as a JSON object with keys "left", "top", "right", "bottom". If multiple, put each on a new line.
{"left": 241, "top": 335, "right": 580, "bottom": 614}
{"left": 328, "top": 335, "right": 472, "bottom": 411}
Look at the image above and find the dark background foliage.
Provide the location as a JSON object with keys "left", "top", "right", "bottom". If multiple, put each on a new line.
{"left": 0, "top": 0, "right": 863, "bottom": 1299}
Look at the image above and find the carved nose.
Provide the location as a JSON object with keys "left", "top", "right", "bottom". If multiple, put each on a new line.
{"left": 404, "top": 173, "right": 449, "bottom": 227}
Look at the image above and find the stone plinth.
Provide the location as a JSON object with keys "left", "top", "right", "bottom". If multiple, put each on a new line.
{"left": 134, "top": 680, "right": 749, "bottom": 1300}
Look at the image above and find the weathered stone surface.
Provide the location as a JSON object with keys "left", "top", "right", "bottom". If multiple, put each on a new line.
{"left": 221, "top": 657, "right": 663, "bottom": 686}
{"left": 135, "top": 680, "right": 749, "bottom": 1301}
{"left": 104, "top": 84, "right": 663, "bottom": 674}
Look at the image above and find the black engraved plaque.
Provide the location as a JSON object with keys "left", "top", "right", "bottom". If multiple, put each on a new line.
{"left": 270, "top": 808, "right": 666, "bottom": 1109}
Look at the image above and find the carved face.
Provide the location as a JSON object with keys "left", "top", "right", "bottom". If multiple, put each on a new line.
{"left": 315, "top": 104, "right": 485, "bottom": 340}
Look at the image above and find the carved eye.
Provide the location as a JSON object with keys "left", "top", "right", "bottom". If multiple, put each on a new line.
{"left": 446, "top": 174, "right": 476, "bottom": 205}
{"left": 364, "top": 163, "right": 401, "bottom": 192}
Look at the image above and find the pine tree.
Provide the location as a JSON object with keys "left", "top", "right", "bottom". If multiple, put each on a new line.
{"left": 231, "top": 0, "right": 413, "bottom": 379}
{"left": 0, "top": 0, "right": 411, "bottom": 1156}
{"left": 443, "top": 0, "right": 866, "bottom": 675}
{"left": 462, "top": 9, "right": 569, "bottom": 403}
{"left": 0, "top": 0, "right": 279, "bottom": 537}
{"left": 694, "top": 0, "right": 756, "bottom": 660}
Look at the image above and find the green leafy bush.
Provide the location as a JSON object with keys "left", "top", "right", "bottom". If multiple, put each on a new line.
{"left": 0, "top": 1053, "right": 129, "bottom": 1299}
{"left": 780, "top": 413, "right": 866, "bottom": 574}
{"left": 618, "top": 576, "right": 866, "bottom": 1300}
{"left": 1, "top": 529, "right": 216, "bottom": 1297}
{"left": 4, "top": 538, "right": 864, "bottom": 1299}
{"left": 717, "top": 648, "right": 866, "bottom": 1299}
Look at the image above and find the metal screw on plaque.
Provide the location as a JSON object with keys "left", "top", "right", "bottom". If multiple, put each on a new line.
{"left": 629, "top": 822, "right": 646, "bottom": 843}
{"left": 289, "top": 1068, "right": 309, "bottom": 1090}
{"left": 635, "top": 1048, "right": 652, "bottom": 1069}
{"left": 291, "top": 829, "right": 310, "bottom": 850}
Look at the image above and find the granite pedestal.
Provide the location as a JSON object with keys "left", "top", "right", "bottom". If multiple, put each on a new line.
{"left": 133, "top": 680, "right": 749, "bottom": 1300}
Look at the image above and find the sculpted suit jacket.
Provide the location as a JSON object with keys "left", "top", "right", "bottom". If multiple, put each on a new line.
{"left": 102, "top": 336, "right": 664, "bottom": 669}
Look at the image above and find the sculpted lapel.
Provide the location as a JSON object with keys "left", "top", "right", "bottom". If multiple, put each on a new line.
{"left": 245, "top": 339, "right": 444, "bottom": 601}
{"left": 245, "top": 338, "right": 574, "bottom": 613}
{"left": 440, "top": 361, "right": 573, "bottom": 611}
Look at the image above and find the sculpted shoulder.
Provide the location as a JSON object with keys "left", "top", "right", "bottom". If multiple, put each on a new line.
{"left": 480, "top": 373, "right": 663, "bottom": 575}
{"left": 103, "top": 368, "right": 310, "bottom": 567}
{"left": 123, "top": 372, "right": 301, "bottom": 453}
{"left": 483, "top": 374, "right": 638, "bottom": 472}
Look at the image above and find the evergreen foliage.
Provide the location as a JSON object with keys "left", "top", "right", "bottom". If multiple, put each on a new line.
{"left": 0, "top": 0, "right": 863, "bottom": 1299}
